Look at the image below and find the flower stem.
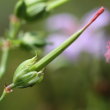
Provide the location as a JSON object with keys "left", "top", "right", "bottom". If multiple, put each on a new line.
{"left": 0, "top": 90, "right": 7, "bottom": 101}
{"left": 0, "top": 16, "right": 21, "bottom": 79}
{"left": 8, "top": 15, "right": 21, "bottom": 39}
{"left": 0, "top": 46, "right": 9, "bottom": 79}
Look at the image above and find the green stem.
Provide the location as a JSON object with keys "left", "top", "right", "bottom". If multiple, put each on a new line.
{"left": 0, "top": 47, "right": 9, "bottom": 79}
{"left": 0, "top": 90, "right": 7, "bottom": 101}
{"left": 0, "top": 16, "right": 21, "bottom": 79}
{"left": 8, "top": 15, "right": 21, "bottom": 39}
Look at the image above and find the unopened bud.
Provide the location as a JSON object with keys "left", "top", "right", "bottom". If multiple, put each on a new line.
{"left": 13, "top": 55, "right": 44, "bottom": 88}
{"left": 14, "top": 0, "right": 68, "bottom": 22}
{"left": 20, "top": 32, "right": 47, "bottom": 49}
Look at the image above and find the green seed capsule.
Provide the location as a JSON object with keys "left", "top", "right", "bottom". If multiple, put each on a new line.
{"left": 12, "top": 55, "right": 44, "bottom": 88}
{"left": 13, "top": 55, "right": 37, "bottom": 81}
{"left": 13, "top": 71, "right": 44, "bottom": 88}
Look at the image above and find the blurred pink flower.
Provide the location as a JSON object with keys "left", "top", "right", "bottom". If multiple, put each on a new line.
{"left": 105, "top": 41, "right": 110, "bottom": 63}
{"left": 45, "top": 8, "right": 110, "bottom": 60}
{"left": 46, "top": 14, "right": 79, "bottom": 35}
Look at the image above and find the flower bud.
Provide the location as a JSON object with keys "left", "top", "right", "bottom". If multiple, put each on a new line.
{"left": 15, "top": 0, "right": 47, "bottom": 21}
{"left": 14, "top": 0, "right": 68, "bottom": 22}
{"left": 20, "top": 32, "right": 47, "bottom": 49}
{"left": 12, "top": 55, "right": 44, "bottom": 88}
{"left": 13, "top": 70, "right": 44, "bottom": 88}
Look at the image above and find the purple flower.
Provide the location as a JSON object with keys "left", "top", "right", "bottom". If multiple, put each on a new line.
{"left": 45, "top": 8, "right": 110, "bottom": 60}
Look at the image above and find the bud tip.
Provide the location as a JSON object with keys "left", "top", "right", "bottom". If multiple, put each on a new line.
{"left": 83, "top": 6, "right": 105, "bottom": 30}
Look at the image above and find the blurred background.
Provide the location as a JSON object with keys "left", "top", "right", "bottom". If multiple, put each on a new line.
{"left": 0, "top": 0, "right": 110, "bottom": 110}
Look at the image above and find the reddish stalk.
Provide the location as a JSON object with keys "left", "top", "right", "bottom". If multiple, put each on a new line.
{"left": 83, "top": 7, "right": 105, "bottom": 30}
